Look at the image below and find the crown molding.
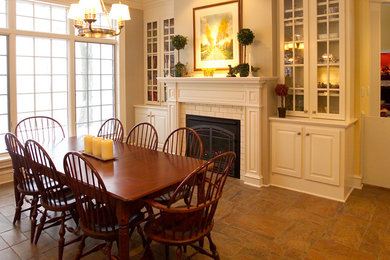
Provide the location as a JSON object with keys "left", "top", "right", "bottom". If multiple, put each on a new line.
{"left": 142, "top": 0, "right": 171, "bottom": 10}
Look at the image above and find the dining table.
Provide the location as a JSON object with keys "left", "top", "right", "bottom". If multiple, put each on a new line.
{"left": 40, "top": 136, "right": 206, "bottom": 260}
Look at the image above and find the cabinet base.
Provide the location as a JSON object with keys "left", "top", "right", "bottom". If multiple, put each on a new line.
{"left": 271, "top": 174, "right": 354, "bottom": 202}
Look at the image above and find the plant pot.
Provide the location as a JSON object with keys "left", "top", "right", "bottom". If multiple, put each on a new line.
{"left": 175, "top": 63, "right": 186, "bottom": 77}
{"left": 278, "top": 107, "right": 286, "bottom": 118}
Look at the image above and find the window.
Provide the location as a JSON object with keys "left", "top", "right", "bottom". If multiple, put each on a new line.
{"left": 0, "top": 0, "right": 6, "bottom": 28}
{"left": 16, "top": 36, "right": 68, "bottom": 132}
{"left": 16, "top": 0, "right": 67, "bottom": 34}
{"left": 0, "top": 35, "right": 8, "bottom": 153}
{"left": 75, "top": 42, "right": 115, "bottom": 136}
{"left": 146, "top": 21, "right": 158, "bottom": 103}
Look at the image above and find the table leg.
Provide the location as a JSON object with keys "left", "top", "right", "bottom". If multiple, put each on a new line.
{"left": 117, "top": 201, "right": 131, "bottom": 260}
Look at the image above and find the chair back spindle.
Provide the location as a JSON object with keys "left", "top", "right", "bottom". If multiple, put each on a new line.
{"left": 63, "top": 152, "right": 117, "bottom": 234}
{"left": 157, "top": 152, "right": 236, "bottom": 240}
{"left": 15, "top": 116, "right": 65, "bottom": 144}
{"left": 126, "top": 122, "right": 158, "bottom": 150}
{"left": 5, "top": 133, "right": 36, "bottom": 193}
{"left": 163, "top": 127, "right": 203, "bottom": 159}
{"left": 97, "top": 118, "right": 124, "bottom": 142}
{"left": 25, "top": 140, "right": 70, "bottom": 210}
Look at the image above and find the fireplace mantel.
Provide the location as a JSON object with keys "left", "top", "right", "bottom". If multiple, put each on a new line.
{"left": 157, "top": 76, "right": 277, "bottom": 187}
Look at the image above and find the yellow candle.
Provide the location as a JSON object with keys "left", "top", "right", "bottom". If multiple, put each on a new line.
{"left": 92, "top": 137, "right": 103, "bottom": 157}
{"left": 84, "top": 135, "right": 94, "bottom": 154}
{"left": 101, "top": 139, "right": 114, "bottom": 160}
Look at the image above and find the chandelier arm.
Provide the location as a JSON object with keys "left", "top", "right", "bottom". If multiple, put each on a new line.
{"left": 100, "top": 0, "right": 113, "bottom": 29}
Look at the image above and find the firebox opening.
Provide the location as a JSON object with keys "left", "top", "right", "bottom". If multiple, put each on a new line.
{"left": 186, "top": 115, "right": 241, "bottom": 179}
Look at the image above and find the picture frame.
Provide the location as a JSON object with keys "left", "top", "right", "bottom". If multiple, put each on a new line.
{"left": 193, "top": 0, "right": 242, "bottom": 71}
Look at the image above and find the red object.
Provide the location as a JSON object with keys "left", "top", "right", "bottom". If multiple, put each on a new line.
{"left": 381, "top": 53, "right": 390, "bottom": 69}
{"left": 275, "top": 84, "right": 289, "bottom": 108}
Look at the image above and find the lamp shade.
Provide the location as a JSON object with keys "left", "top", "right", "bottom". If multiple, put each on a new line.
{"left": 79, "top": 0, "right": 104, "bottom": 14}
{"left": 109, "top": 4, "right": 131, "bottom": 21}
{"left": 68, "top": 4, "right": 83, "bottom": 19}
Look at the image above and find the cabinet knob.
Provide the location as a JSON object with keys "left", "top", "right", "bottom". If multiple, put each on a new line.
{"left": 312, "top": 111, "right": 317, "bottom": 114}
{"left": 297, "top": 132, "right": 301, "bottom": 136}
{"left": 304, "top": 110, "right": 308, "bottom": 113}
{"left": 306, "top": 133, "right": 310, "bottom": 136}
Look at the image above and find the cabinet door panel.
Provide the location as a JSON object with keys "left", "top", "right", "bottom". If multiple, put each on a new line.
{"left": 271, "top": 124, "right": 303, "bottom": 178}
{"left": 134, "top": 109, "right": 150, "bottom": 125}
{"left": 304, "top": 127, "right": 340, "bottom": 185}
{"left": 151, "top": 111, "right": 168, "bottom": 150}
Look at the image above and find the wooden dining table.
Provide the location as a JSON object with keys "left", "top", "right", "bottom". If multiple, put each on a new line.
{"left": 40, "top": 136, "right": 206, "bottom": 260}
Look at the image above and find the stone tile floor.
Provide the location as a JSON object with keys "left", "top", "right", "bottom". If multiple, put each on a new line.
{"left": 0, "top": 178, "right": 389, "bottom": 259}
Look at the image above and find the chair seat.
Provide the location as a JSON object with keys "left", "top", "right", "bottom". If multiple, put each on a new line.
{"left": 144, "top": 215, "right": 213, "bottom": 245}
{"left": 44, "top": 187, "right": 76, "bottom": 210}
{"left": 17, "top": 179, "right": 40, "bottom": 195}
{"left": 80, "top": 209, "right": 144, "bottom": 241}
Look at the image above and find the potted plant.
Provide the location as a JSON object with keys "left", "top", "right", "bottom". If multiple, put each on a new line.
{"left": 235, "top": 28, "right": 257, "bottom": 77}
{"left": 171, "top": 35, "right": 188, "bottom": 77}
{"left": 275, "top": 83, "right": 289, "bottom": 118}
{"left": 237, "top": 28, "right": 255, "bottom": 63}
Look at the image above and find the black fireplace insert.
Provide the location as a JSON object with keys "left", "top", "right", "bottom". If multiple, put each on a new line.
{"left": 186, "top": 115, "right": 240, "bottom": 178}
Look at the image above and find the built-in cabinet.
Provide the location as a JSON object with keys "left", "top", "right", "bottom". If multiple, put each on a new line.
{"left": 280, "top": 0, "right": 351, "bottom": 120}
{"left": 274, "top": 0, "right": 356, "bottom": 201}
{"left": 270, "top": 119, "right": 354, "bottom": 201}
{"left": 272, "top": 123, "right": 340, "bottom": 186}
{"left": 134, "top": 105, "right": 168, "bottom": 150}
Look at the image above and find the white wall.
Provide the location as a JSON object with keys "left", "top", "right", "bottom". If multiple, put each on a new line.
{"left": 174, "top": 0, "right": 277, "bottom": 77}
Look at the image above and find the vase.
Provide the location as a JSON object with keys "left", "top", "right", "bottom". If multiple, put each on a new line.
{"left": 278, "top": 107, "right": 286, "bottom": 118}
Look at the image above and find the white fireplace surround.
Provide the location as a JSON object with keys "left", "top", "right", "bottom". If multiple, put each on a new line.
{"left": 157, "top": 77, "right": 277, "bottom": 187}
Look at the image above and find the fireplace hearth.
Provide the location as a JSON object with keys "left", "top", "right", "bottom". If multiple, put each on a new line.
{"left": 186, "top": 115, "right": 240, "bottom": 178}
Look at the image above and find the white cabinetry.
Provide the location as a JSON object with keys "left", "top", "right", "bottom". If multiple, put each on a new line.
{"left": 270, "top": 118, "right": 355, "bottom": 201}
{"left": 271, "top": 124, "right": 302, "bottom": 178}
{"left": 134, "top": 105, "right": 168, "bottom": 150}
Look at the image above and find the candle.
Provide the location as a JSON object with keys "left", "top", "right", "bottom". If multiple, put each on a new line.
{"left": 101, "top": 139, "right": 114, "bottom": 160}
{"left": 92, "top": 137, "right": 103, "bottom": 157}
{"left": 84, "top": 135, "right": 94, "bottom": 154}
{"left": 249, "top": 52, "right": 252, "bottom": 75}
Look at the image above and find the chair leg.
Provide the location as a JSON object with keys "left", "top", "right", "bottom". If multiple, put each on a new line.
{"left": 165, "top": 245, "right": 169, "bottom": 260}
{"left": 13, "top": 194, "right": 24, "bottom": 225}
{"left": 105, "top": 241, "right": 113, "bottom": 260}
{"left": 70, "top": 207, "right": 79, "bottom": 227}
{"left": 137, "top": 225, "right": 147, "bottom": 248}
{"left": 75, "top": 235, "right": 86, "bottom": 260}
{"left": 58, "top": 212, "right": 66, "bottom": 260}
{"left": 13, "top": 175, "right": 20, "bottom": 207}
{"left": 141, "top": 238, "right": 154, "bottom": 260}
{"left": 176, "top": 246, "right": 182, "bottom": 260}
{"left": 206, "top": 234, "right": 219, "bottom": 260}
{"left": 34, "top": 209, "right": 47, "bottom": 244}
{"left": 30, "top": 195, "right": 39, "bottom": 243}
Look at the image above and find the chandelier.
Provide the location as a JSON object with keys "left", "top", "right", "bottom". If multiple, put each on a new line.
{"left": 68, "top": 0, "right": 130, "bottom": 38}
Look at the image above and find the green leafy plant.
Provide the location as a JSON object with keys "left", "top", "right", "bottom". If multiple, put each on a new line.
{"left": 237, "top": 28, "right": 255, "bottom": 63}
{"left": 171, "top": 35, "right": 188, "bottom": 63}
{"left": 233, "top": 63, "right": 259, "bottom": 77}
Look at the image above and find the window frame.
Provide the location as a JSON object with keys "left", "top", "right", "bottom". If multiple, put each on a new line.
{"left": 0, "top": 0, "right": 121, "bottom": 156}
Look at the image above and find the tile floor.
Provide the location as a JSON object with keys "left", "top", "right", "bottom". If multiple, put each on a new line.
{"left": 0, "top": 178, "right": 389, "bottom": 259}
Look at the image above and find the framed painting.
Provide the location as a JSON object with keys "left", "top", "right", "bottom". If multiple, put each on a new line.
{"left": 193, "top": 0, "right": 242, "bottom": 71}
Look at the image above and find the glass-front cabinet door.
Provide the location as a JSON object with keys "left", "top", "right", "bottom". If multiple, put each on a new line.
{"left": 311, "top": 0, "right": 345, "bottom": 119}
{"left": 280, "top": 0, "right": 346, "bottom": 120}
{"left": 281, "top": 0, "right": 309, "bottom": 117}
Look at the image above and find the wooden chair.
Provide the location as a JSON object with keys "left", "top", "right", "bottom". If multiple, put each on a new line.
{"left": 63, "top": 152, "right": 146, "bottom": 259}
{"left": 25, "top": 140, "right": 80, "bottom": 260}
{"left": 126, "top": 122, "right": 158, "bottom": 150}
{"left": 163, "top": 127, "right": 203, "bottom": 159}
{"left": 143, "top": 152, "right": 236, "bottom": 260}
{"left": 4, "top": 133, "right": 40, "bottom": 243}
{"left": 15, "top": 116, "right": 65, "bottom": 143}
{"left": 97, "top": 118, "right": 124, "bottom": 142}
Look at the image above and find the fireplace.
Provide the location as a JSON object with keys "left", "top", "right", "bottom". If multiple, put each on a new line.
{"left": 186, "top": 115, "right": 240, "bottom": 178}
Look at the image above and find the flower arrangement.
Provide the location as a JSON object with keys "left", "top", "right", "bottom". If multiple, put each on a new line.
{"left": 275, "top": 84, "right": 289, "bottom": 118}
{"left": 275, "top": 84, "right": 289, "bottom": 107}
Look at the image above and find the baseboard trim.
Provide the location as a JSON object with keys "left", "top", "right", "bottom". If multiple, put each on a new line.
{"left": 353, "top": 176, "right": 363, "bottom": 190}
